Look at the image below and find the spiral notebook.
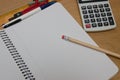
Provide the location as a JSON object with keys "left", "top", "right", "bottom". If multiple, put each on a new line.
{"left": 0, "top": 2, "right": 118, "bottom": 80}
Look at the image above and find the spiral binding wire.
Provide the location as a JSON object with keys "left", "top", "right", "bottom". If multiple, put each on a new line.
{"left": 0, "top": 30, "right": 36, "bottom": 80}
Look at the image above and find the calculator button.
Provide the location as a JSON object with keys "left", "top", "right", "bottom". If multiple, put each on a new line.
{"left": 101, "top": 13, "right": 106, "bottom": 17}
{"left": 91, "top": 19, "right": 95, "bottom": 22}
{"left": 93, "top": 5, "right": 97, "bottom": 8}
{"left": 81, "top": 6, "right": 86, "bottom": 10}
{"left": 105, "top": 8, "right": 110, "bottom": 12}
{"left": 107, "top": 12, "right": 112, "bottom": 16}
{"left": 98, "top": 23, "right": 103, "bottom": 27}
{"left": 104, "top": 22, "right": 109, "bottom": 26}
{"left": 108, "top": 17, "right": 114, "bottom": 25}
{"left": 87, "top": 5, "right": 92, "bottom": 9}
{"left": 94, "top": 9, "right": 99, "bottom": 13}
{"left": 83, "top": 15, "right": 89, "bottom": 19}
{"left": 95, "top": 14, "right": 100, "bottom": 17}
{"left": 82, "top": 10, "right": 87, "bottom": 14}
{"left": 85, "top": 24, "right": 91, "bottom": 28}
{"left": 96, "top": 18, "right": 102, "bottom": 22}
{"left": 102, "top": 17, "right": 107, "bottom": 21}
{"left": 88, "top": 10, "right": 93, "bottom": 13}
{"left": 100, "top": 8, "right": 104, "bottom": 12}
{"left": 89, "top": 14, "right": 94, "bottom": 18}
{"left": 98, "top": 4, "right": 103, "bottom": 8}
{"left": 84, "top": 19, "right": 90, "bottom": 23}
{"left": 92, "top": 23, "right": 97, "bottom": 27}
{"left": 104, "top": 4, "right": 109, "bottom": 7}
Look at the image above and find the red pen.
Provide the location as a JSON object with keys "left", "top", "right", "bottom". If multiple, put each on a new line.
{"left": 9, "top": 0, "right": 48, "bottom": 21}
{"left": 22, "top": 0, "right": 48, "bottom": 14}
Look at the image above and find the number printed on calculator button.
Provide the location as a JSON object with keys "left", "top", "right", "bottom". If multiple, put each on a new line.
{"left": 84, "top": 19, "right": 90, "bottom": 23}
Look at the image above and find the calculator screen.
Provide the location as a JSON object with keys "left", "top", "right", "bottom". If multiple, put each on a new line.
{"left": 79, "top": 0, "right": 108, "bottom": 3}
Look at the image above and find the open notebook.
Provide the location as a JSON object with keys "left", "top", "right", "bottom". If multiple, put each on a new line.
{"left": 0, "top": 2, "right": 118, "bottom": 80}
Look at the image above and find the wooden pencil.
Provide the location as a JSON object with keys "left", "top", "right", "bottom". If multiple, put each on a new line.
{"left": 62, "top": 35, "right": 120, "bottom": 59}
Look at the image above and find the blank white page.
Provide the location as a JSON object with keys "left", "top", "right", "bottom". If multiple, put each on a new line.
{"left": 5, "top": 2, "right": 118, "bottom": 80}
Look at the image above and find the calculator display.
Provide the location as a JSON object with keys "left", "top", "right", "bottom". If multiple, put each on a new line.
{"left": 79, "top": 0, "right": 108, "bottom": 3}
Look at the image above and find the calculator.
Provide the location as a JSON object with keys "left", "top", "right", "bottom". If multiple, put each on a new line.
{"left": 77, "top": 0, "right": 116, "bottom": 32}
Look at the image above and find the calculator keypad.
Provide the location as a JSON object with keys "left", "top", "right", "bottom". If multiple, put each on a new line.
{"left": 80, "top": 2, "right": 116, "bottom": 32}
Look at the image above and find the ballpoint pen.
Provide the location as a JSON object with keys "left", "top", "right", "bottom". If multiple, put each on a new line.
{"left": 8, "top": 0, "right": 48, "bottom": 21}
{"left": 3, "top": 1, "right": 56, "bottom": 28}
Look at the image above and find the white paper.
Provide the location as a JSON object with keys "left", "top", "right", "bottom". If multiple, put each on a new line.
{"left": 2, "top": 2, "right": 118, "bottom": 80}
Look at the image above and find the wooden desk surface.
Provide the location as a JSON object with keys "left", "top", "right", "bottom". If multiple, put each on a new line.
{"left": 0, "top": 0, "right": 120, "bottom": 80}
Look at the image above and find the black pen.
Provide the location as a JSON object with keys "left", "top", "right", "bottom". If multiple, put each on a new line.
{"left": 2, "top": 6, "right": 41, "bottom": 28}
{"left": 2, "top": 1, "right": 56, "bottom": 28}
{"left": 3, "top": 19, "right": 22, "bottom": 28}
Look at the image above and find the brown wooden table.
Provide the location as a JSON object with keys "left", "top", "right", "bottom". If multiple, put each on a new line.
{"left": 0, "top": 0, "right": 120, "bottom": 80}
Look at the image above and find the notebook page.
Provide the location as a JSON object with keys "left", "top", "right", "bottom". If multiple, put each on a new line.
{"left": 5, "top": 2, "right": 118, "bottom": 80}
